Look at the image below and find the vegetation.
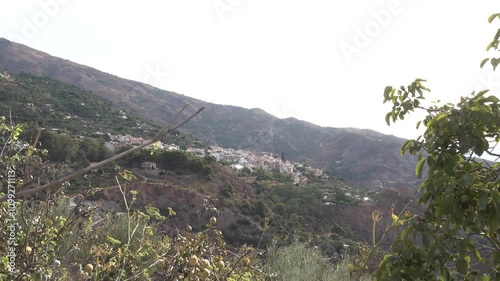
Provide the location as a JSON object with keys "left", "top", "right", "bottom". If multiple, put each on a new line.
{"left": 0, "top": 73, "right": 357, "bottom": 280}
{"left": 0, "top": 73, "right": 199, "bottom": 148}
{"left": 264, "top": 242, "right": 371, "bottom": 281}
{"left": 232, "top": 169, "right": 380, "bottom": 263}
{"left": 0, "top": 107, "right": 364, "bottom": 280}
{"left": 119, "top": 149, "right": 213, "bottom": 176}
{"left": 0, "top": 86, "right": 266, "bottom": 280}
{"left": 374, "top": 14, "right": 500, "bottom": 280}
{"left": 0, "top": 172, "right": 267, "bottom": 280}
{"left": 35, "top": 129, "right": 112, "bottom": 165}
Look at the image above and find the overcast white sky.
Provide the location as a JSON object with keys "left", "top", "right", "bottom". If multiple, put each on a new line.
{"left": 1, "top": 0, "right": 499, "bottom": 139}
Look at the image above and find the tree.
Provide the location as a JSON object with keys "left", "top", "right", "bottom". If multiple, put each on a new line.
{"left": 375, "top": 14, "right": 500, "bottom": 280}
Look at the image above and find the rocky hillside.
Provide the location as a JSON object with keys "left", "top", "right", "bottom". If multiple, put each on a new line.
{"left": 0, "top": 38, "right": 421, "bottom": 191}
{"left": 83, "top": 161, "right": 406, "bottom": 254}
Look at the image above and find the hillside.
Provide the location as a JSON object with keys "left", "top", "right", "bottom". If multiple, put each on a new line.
{"left": 85, "top": 159, "right": 400, "bottom": 257}
{"left": 0, "top": 44, "right": 420, "bottom": 270}
{"left": 0, "top": 73, "right": 199, "bottom": 148}
{"left": 0, "top": 38, "right": 421, "bottom": 191}
{"left": 0, "top": 73, "right": 157, "bottom": 135}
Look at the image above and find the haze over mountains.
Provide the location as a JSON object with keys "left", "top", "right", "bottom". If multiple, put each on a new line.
{"left": 0, "top": 38, "right": 421, "bottom": 191}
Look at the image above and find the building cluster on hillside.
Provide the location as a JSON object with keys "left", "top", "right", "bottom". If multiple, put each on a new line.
{"left": 188, "top": 146, "right": 297, "bottom": 173}
{"left": 95, "top": 132, "right": 324, "bottom": 184}
{"left": 109, "top": 134, "right": 145, "bottom": 145}
{"left": 105, "top": 134, "right": 180, "bottom": 151}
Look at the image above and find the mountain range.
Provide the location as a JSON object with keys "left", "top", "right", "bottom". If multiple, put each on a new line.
{"left": 0, "top": 38, "right": 421, "bottom": 191}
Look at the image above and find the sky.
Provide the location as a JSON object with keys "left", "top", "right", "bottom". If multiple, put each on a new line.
{"left": 0, "top": 0, "right": 499, "bottom": 139}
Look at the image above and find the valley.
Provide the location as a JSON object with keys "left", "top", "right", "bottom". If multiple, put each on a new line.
{"left": 0, "top": 38, "right": 422, "bottom": 280}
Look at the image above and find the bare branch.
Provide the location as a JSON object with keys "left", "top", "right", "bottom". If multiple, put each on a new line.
{"left": 485, "top": 149, "right": 500, "bottom": 160}
{"left": 25, "top": 128, "right": 42, "bottom": 182}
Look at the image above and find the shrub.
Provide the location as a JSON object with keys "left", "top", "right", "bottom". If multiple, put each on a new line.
{"left": 264, "top": 242, "right": 372, "bottom": 281}
{"left": 221, "top": 180, "right": 234, "bottom": 198}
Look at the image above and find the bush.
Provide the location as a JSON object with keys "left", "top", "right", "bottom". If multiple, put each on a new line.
{"left": 331, "top": 223, "right": 346, "bottom": 237}
{"left": 0, "top": 175, "right": 269, "bottom": 280}
{"left": 254, "top": 200, "right": 270, "bottom": 219}
{"left": 221, "top": 180, "right": 234, "bottom": 198}
{"left": 264, "top": 242, "right": 372, "bottom": 281}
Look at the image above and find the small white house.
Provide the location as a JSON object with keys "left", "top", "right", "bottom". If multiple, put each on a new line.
{"left": 141, "top": 162, "right": 157, "bottom": 170}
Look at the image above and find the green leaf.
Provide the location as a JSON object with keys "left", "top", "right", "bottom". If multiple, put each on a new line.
{"left": 440, "top": 267, "right": 451, "bottom": 280}
{"left": 427, "top": 112, "right": 446, "bottom": 127}
{"left": 435, "top": 205, "right": 444, "bottom": 225}
{"left": 490, "top": 191, "right": 500, "bottom": 234}
{"left": 405, "top": 268, "right": 421, "bottom": 279}
{"left": 463, "top": 173, "right": 474, "bottom": 184}
{"left": 376, "top": 254, "right": 391, "bottom": 280}
{"left": 488, "top": 13, "right": 500, "bottom": 23}
{"left": 385, "top": 112, "right": 392, "bottom": 126}
{"left": 401, "top": 227, "right": 410, "bottom": 249}
{"left": 146, "top": 206, "right": 166, "bottom": 220}
{"left": 493, "top": 251, "right": 500, "bottom": 267}
{"left": 480, "top": 275, "right": 491, "bottom": 281}
{"left": 483, "top": 95, "right": 499, "bottom": 103}
{"left": 422, "top": 233, "right": 430, "bottom": 248}
{"left": 401, "top": 140, "right": 412, "bottom": 155}
{"left": 491, "top": 58, "right": 500, "bottom": 71}
{"left": 106, "top": 236, "right": 122, "bottom": 245}
{"left": 486, "top": 42, "right": 495, "bottom": 51}
{"left": 480, "top": 58, "right": 490, "bottom": 68}
{"left": 415, "top": 158, "right": 426, "bottom": 179}
{"left": 477, "top": 192, "right": 489, "bottom": 212}
{"left": 470, "top": 244, "right": 481, "bottom": 261}
{"left": 458, "top": 239, "right": 467, "bottom": 258}
{"left": 456, "top": 258, "right": 468, "bottom": 275}
{"left": 384, "top": 86, "right": 393, "bottom": 102}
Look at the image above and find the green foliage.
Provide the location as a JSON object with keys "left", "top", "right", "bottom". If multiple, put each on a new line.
{"left": 121, "top": 149, "right": 213, "bottom": 176}
{"left": 253, "top": 168, "right": 272, "bottom": 181}
{"left": 0, "top": 73, "right": 199, "bottom": 147}
{"left": 0, "top": 185, "right": 268, "bottom": 280}
{"left": 36, "top": 129, "right": 112, "bottom": 164}
{"left": 377, "top": 16, "right": 500, "bottom": 279}
{"left": 0, "top": 72, "right": 379, "bottom": 280}
{"left": 253, "top": 200, "right": 270, "bottom": 219}
{"left": 237, "top": 178, "right": 368, "bottom": 260}
{"left": 331, "top": 223, "right": 346, "bottom": 237}
{"left": 238, "top": 166, "right": 252, "bottom": 176}
{"left": 264, "top": 242, "right": 371, "bottom": 281}
{"left": 221, "top": 180, "right": 234, "bottom": 198}
{"left": 481, "top": 13, "right": 500, "bottom": 70}
{"left": 0, "top": 73, "right": 155, "bottom": 137}
{"left": 251, "top": 168, "right": 293, "bottom": 183}
{"left": 0, "top": 111, "right": 268, "bottom": 280}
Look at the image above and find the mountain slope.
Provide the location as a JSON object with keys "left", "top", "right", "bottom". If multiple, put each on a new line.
{"left": 0, "top": 38, "right": 420, "bottom": 190}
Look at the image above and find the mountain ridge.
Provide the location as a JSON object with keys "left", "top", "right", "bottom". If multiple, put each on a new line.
{"left": 0, "top": 38, "right": 421, "bottom": 191}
